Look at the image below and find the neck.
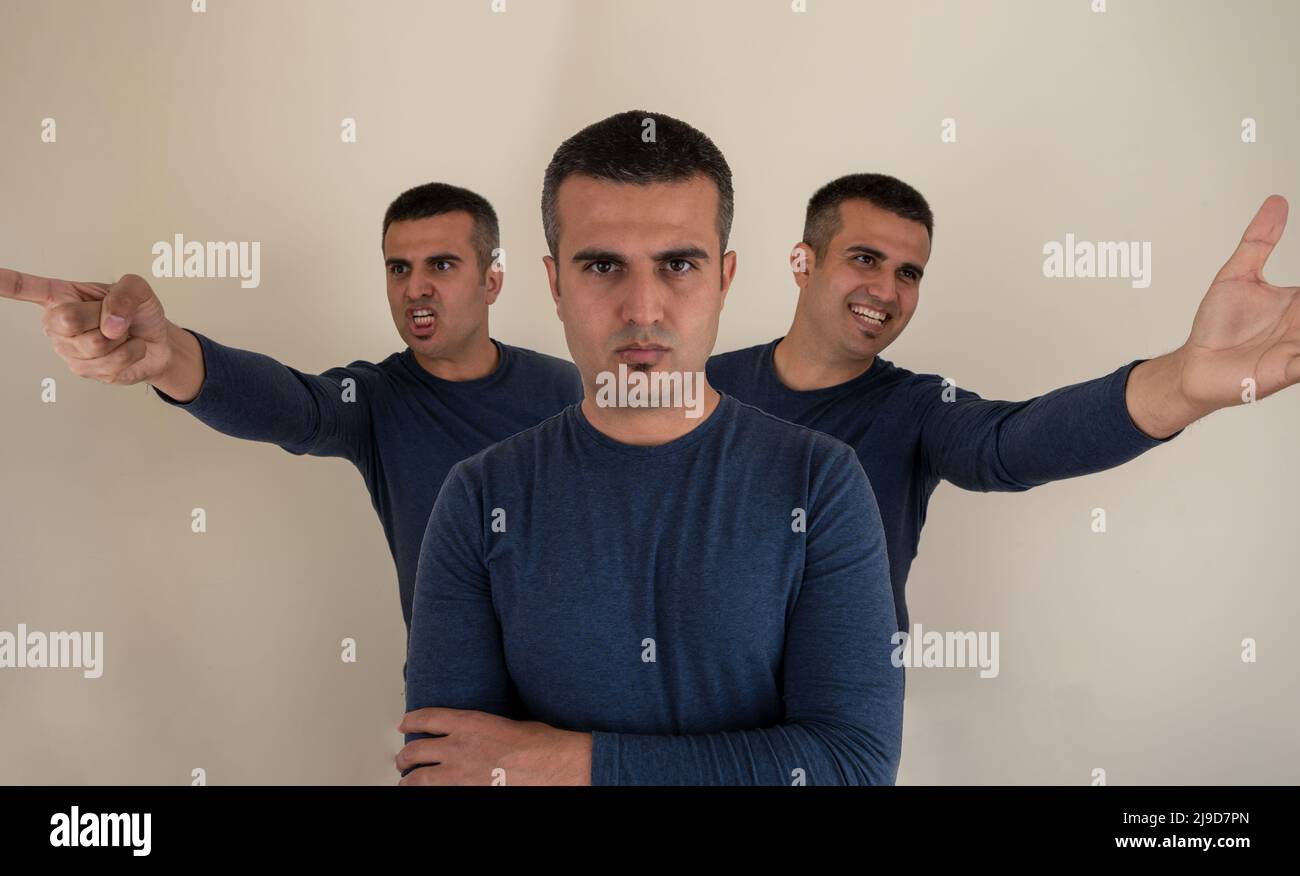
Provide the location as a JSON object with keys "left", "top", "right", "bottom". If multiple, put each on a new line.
{"left": 580, "top": 384, "right": 722, "bottom": 446}
{"left": 774, "top": 316, "right": 875, "bottom": 391}
{"left": 413, "top": 332, "right": 500, "bottom": 381}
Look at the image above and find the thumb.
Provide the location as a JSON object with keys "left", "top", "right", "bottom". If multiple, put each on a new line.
{"left": 1215, "top": 194, "right": 1289, "bottom": 284}
{"left": 100, "top": 274, "right": 157, "bottom": 340}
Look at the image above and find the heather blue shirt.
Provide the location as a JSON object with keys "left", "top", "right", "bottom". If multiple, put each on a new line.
{"left": 404, "top": 394, "right": 904, "bottom": 785}
{"left": 708, "top": 339, "right": 1183, "bottom": 631}
{"left": 153, "top": 329, "right": 584, "bottom": 630}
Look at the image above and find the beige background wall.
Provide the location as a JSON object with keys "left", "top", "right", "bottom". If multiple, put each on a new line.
{"left": 1, "top": 0, "right": 1296, "bottom": 784}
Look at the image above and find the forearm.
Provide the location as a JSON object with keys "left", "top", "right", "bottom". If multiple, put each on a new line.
{"left": 1125, "top": 349, "right": 1216, "bottom": 440}
{"left": 590, "top": 720, "right": 897, "bottom": 786}
{"left": 925, "top": 359, "right": 1190, "bottom": 491}
{"left": 149, "top": 321, "right": 205, "bottom": 403}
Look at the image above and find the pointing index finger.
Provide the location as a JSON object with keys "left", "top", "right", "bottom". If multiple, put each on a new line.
{"left": 0, "top": 269, "right": 110, "bottom": 306}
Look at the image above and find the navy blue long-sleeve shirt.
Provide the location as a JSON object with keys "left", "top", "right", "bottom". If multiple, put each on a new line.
{"left": 152, "top": 329, "right": 584, "bottom": 630}
{"left": 707, "top": 339, "right": 1183, "bottom": 631}
{"left": 403, "top": 393, "right": 904, "bottom": 785}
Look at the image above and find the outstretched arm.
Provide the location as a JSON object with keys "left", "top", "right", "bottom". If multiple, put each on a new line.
{"left": 918, "top": 196, "right": 1300, "bottom": 492}
{"left": 916, "top": 359, "right": 1178, "bottom": 493}
{"left": 2, "top": 269, "right": 373, "bottom": 463}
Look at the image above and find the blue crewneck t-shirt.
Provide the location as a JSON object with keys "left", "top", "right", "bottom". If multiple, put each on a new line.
{"left": 404, "top": 393, "right": 904, "bottom": 785}
{"left": 707, "top": 338, "right": 1182, "bottom": 631}
{"left": 153, "top": 329, "right": 584, "bottom": 630}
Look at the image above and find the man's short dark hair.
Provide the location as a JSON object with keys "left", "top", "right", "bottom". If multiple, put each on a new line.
{"left": 382, "top": 182, "right": 500, "bottom": 275}
{"left": 803, "top": 173, "right": 934, "bottom": 262}
{"left": 541, "top": 110, "right": 734, "bottom": 258}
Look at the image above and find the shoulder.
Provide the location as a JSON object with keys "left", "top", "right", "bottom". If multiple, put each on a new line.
{"left": 449, "top": 403, "right": 574, "bottom": 480}
{"left": 707, "top": 341, "right": 771, "bottom": 375}
{"left": 882, "top": 359, "right": 988, "bottom": 416}
{"left": 330, "top": 350, "right": 406, "bottom": 382}
{"left": 501, "top": 343, "right": 580, "bottom": 377}
{"left": 861, "top": 356, "right": 972, "bottom": 414}
{"left": 500, "top": 343, "right": 584, "bottom": 403}
{"left": 724, "top": 397, "right": 878, "bottom": 517}
{"left": 885, "top": 358, "right": 943, "bottom": 390}
{"left": 727, "top": 395, "right": 860, "bottom": 464}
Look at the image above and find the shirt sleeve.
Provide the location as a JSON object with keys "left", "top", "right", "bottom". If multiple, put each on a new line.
{"left": 589, "top": 441, "right": 904, "bottom": 786}
{"left": 403, "top": 461, "right": 511, "bottom": 759}
{"left": 915, "top": 358, "right": 1183, "bottom": 492}
{"left": 150, "top": 328, "right": 375, "bottom": 464}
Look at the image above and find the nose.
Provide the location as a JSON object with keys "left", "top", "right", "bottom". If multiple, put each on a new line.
{"left": 620, "top": 264, "right": 666, "bottom": 329}
{"left": 865, "top": 273, "right": 899, "bottom": 312}
{"left": 405, "top": 270, "right": 433, "bottom": 301}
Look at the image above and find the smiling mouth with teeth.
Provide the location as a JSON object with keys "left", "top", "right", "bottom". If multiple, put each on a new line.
{"left": 848, "top": 302, "right": 890, "bottom": 328}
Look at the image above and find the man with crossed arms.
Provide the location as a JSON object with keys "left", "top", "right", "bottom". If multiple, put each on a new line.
{"left": 397, "top": 110, "right": 904, "bottom": 786}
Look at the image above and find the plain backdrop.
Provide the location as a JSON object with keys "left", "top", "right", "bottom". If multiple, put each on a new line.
{"left": 1, "top": 0, "right": 1297, "bottom": 784}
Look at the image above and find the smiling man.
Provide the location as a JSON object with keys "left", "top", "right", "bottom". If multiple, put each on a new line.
{"left": 398, "top": 112, "right": 904, "bottom": 786}
{"left": 707, "top": 173, "right": 1300, "bottom": 632}
{"left": 0, "top": 182, "right": 583, "bottom": 632}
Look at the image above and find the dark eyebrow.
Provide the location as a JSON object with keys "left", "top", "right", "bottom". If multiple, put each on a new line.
{"left": 845, "top": 244, "right": 924, "bottom": 279}
{"left": 384, "top": 253, "right": 462, "bottom": 268}
{"left": 570, "top": 246, "right": 711, "bottom": 263}
{"left": 652, "top": 246, "right": 711, "bottom": 262}
{"left": 571, "top": 248, "right": 625, "bottom": 264}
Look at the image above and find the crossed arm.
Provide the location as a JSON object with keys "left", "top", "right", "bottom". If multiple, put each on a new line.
{"left": 398, "top": 447, "right": 904, "bottom": 786}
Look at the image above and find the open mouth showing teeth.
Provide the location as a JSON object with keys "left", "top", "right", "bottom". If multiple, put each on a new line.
{"left": 849, "top": 303, "right": 890, "bottom": 328}
{"left": 410, "top": 309, "right": 435, "bottom": 327}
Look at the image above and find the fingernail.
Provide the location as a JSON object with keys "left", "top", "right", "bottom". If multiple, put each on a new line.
{"left": 105, "top": 315, "right": 126, "bottom": 334}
